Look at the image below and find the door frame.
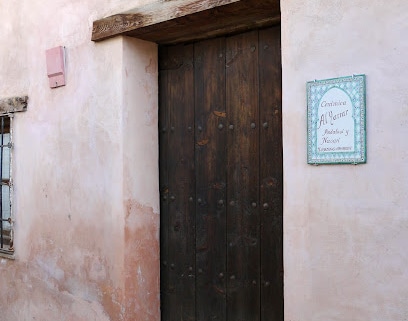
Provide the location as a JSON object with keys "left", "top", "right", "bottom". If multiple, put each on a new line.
{"left": 91, "top": 2, "right": 282, "bottom": 320}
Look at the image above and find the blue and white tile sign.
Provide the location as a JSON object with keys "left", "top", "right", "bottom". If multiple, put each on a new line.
{"left": 307, "top": 75, "right": 366, "bottom": 164}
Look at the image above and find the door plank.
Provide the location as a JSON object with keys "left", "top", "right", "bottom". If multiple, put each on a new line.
{"left": 194, "top": 37, "right": 227, "bottom": 321}
{"left": 259, "top": 26, "right": 283, "bottom": 321}
{"left": 160, "top": 44, "right": 196, "bottom": 321}
{"left": 226, "top": 30, "right": 260, "bottom": 321}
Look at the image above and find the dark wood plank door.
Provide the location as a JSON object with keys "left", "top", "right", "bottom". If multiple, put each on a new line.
{"left": 159, "top": 26, "right": 282, "bottom": 321}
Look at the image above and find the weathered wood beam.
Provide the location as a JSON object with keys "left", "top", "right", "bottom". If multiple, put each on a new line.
{"left": 92, "top": 0, "right": 241, "bottom": 42}
{"left": 0, "top": 96, "right": 28, "bottom": 114}
{"left": 92, "top": 0, "right": 280, "bottom": 44}
{"left": 128, "top": 1, "right": 280, "bottom": 45}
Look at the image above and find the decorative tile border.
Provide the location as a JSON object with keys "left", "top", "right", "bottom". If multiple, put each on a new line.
{"left": 307, "top": 75, "right": 366, "bottom": 164}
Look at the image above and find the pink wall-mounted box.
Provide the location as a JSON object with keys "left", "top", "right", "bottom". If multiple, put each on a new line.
{"left": 45, "top": 46, "right": 66, "bottom": 88}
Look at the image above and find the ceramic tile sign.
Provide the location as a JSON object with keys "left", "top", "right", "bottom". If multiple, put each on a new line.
{"left": 307, "top": 75, "right": 366, "bottom": 164}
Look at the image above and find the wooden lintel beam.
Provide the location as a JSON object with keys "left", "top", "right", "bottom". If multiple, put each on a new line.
{"left": 92, "top": 0, "right": 241, "bottom": 42}
{"left": 0, "top": 96, "right": 28, "bottom": 114}
{"left": 126, "top": 2, "right": 280, "bottom": 45}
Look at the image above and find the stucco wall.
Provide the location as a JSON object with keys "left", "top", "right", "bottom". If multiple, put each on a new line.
{"left": 282, "top": 1, "right": 408, "bottom": 320}
{"left": 0, "top": 1, "right": 158, "bottom": 320}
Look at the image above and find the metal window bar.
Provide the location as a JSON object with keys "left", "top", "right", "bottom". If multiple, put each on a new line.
{"left": 0, "top": 115, "right": 13, "bottom": 254}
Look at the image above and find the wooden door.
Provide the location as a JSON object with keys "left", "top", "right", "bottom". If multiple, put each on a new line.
{"left": 159, "top": 26, "right": 282, "bottom": 321}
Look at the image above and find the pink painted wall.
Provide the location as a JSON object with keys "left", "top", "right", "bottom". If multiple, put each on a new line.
{"left": 282, "top": 1, "right": 408, "bottom": 320}
{"left": 0, "top": 1, "right": 159, "bottom": 320}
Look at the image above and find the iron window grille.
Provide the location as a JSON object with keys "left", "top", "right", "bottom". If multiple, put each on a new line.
{"left": 0, "top": 115, "right": 13, "bottom": 256}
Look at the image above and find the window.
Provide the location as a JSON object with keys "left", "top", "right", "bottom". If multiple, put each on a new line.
{"left": 0, "top": 115, "right": 13, "bottom": 256}
{"left": 0, "top": 95, "right": 28, "bottom": 258}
